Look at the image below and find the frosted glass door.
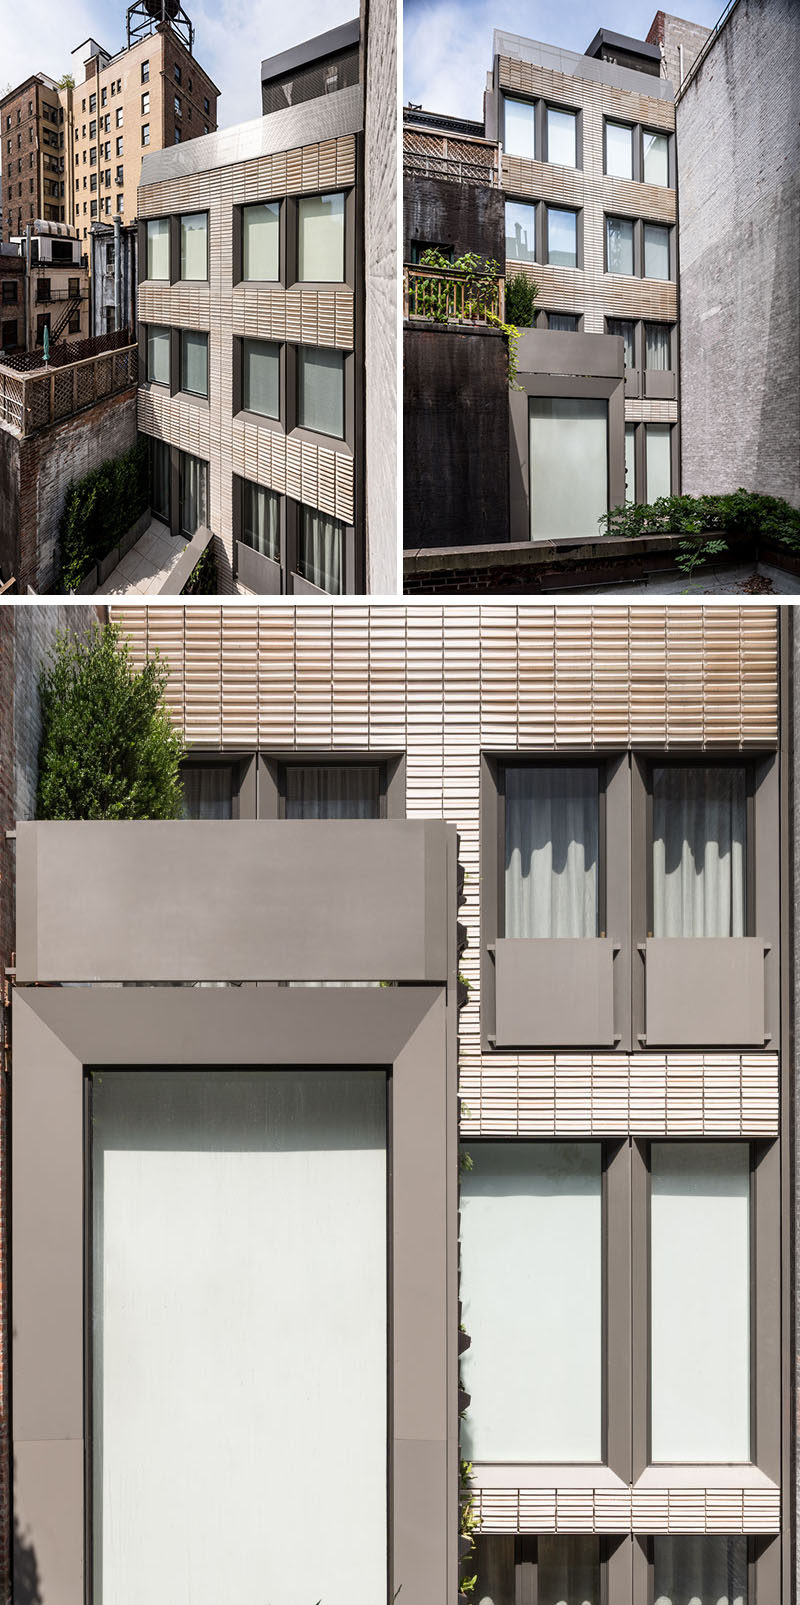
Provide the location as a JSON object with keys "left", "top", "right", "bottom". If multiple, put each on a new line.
{"left": 530, "top": 398, "right": 608, "bottom": 539}
{"left": 460, "top": 1142, "right": 602, "bottom": 1461}
{"left": 92, "top": 1068, "right": 387, "bottom": 1605}
{"left": 651, "top": 1142, "right": 750, "bottom": 1461}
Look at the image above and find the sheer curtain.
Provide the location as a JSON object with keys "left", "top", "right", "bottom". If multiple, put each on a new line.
{"left": 285, "top": 764, "right": 380, "bottom": 818}
{"left": 298, "top": 508, "right": 344, "bottom": 593}
{"left": 653, "top": 766, "right": 745, "bottom": 936}
{"left": 653, "top": 1537, "right": 747, "bottom": 1605}
{"left": 179, "top": 452, "right": 208, "bottom": 536}
{"left": 505, "top": 766, "right": 598, "bottom": 937}
{"left": 182, "top": 766, "right": 233, "bottom": 819}
{"left": 645, "top": 323, "right": 671, "bottom": 370}
{"left": 243, "top": 482, "right": 279, "bottom": 560}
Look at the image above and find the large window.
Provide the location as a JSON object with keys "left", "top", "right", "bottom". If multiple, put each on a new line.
{"left": 504, "top": 765, "right": 599, "bottom": 938}
{"left": 645, "top": 323, "right": 671, "bottom": 370}
{"left": 298, "top": 506, "right": 345, "bottom": 593}
{"left": 504, "top": 95, "right": 535, "bottom": 160}
{"left": 298, "top": 346, "right": 344, "bottom": 438}
{"left": 608, "top": 316, "right": 635, "bottom": 368}
{"left": 146, "top": 324, "right": 170, "bottom": 385}
{"left": 146, "top": 216, "right": 169, "bottom": 279}
{"left": 606, "top": 215, "right": 634, "bottom": 275}
{"left": 546, "top": 106, "right": 576, "bottom": 167}
{"left": 474, "top": 1536, "right": 602, "bottom": 1605}
{"left": 653, "top": 1538, "right": 748, "bottom": 1605}
{"left": 283, "top": 764, "right": 382, "bottom": 818}
{"left": 242, "top": 481, "right": 280, "bottom": 560}
{"left": 652, "top": 764, "right": 746, "bottom": 938}
{"left": 460, "top": 1142, "right": 603, "bottom": 1462}
{"left": 182, "top": 765, "right": 234, "bottom": 818}
{"left": 505, "top": 200, "right": 536, "bottom": 264}
{"left": 180, "top": 211, "right": 208, "bottom": 280}
{"left": 180, "top": 329, "right": 208, "bottom": 397}
{"left": 178, "top": 450, "right": 208, "bottom": 536}
{"left": 546, "top": 312, "right": 578, "bottom": 332}
{"left": 650, "top": 1143, "right": 750, "bottom": 1462}
{"left": 297, "top": 192, "right": 345, "bottom": 281}
{"left": 242, "top": 338, "right": 279, "bottom": 418}
{"left": 242, "top": 200, "right": 279, "bottom": 281}
{"left": 546, "top": 206, "right": 577, "bottom": 267}
{"left": 606, "top": 119, "right": 633, "bottom": 178}
{"left": 530, "top": 397, "right": 608, "bottom": 540}
{"left": 91, "top": 1068, "right": 387, "bottom": 1605}
{"left": 645, "top": 422, "right": 672, "bottom": 501}
{"left": 644, "top": 222, "right": 670, "bottom": 279}
{"left": 643, "top": 130, "right": 669, "bottom": 186}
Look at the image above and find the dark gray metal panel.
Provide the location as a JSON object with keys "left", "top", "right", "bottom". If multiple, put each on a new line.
{"left": 516, "top": 328, "right": 625, "bottom": 380}
{"left": 234, "top": 539, "right": 282, "bottom": 595}
{"left": 139, "top": 84, "right": 363, "bottom": 186}
{"left": 494, "top": 937, "right": 616, "bottom": 1047}
{"left": 261, "top": 20, "right": 360, "bottom": 84}
{"left": 644, "top": 938, "right": 767, "bottom": 1046}
{"left": 644, "top": 369, "right": 676, "bottom": 400}
{"left": 15, "top": 820, "right": 452, "bottom": 983}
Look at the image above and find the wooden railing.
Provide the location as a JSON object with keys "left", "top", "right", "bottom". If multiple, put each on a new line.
{"left": 403, "top": 265, "right": 505, "bottom": 325}
{"left": 403, "top": 128, "right": 501, "bottom": 188}
{"left": 0, "top": 341, "right": 138, "bottom": 437}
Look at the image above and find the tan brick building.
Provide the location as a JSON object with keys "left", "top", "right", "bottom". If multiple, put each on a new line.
{"left": 0, "top": 74, "right": 73, "bottom": 242}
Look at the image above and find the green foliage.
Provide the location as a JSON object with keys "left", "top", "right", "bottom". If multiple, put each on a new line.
{"left": 601, "top": 488, "right": 800, "bottom": 549}
{"left": 59, "top": 439, "right": 149, "bottom": 591}
{"left": 181, "top": 540, "right": 218, "bottom": 594}
{"left": 56, "top": 73, "right": 75, "bottom": 88}
{"left": 414, "top": 248, "right": 502, "bottom": 324}
{"left": 36, "top": 620, "right": 186, "bottom": 821}
{"left": 674, "top": 536, "right": 728, "bottom": 581}
{"left": 504, "top": 270, "right": 538, "bottom": 328}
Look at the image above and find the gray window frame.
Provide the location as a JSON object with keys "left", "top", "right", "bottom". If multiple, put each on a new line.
{"left": 178, "top": 327, "right": 209, "bottom": 400}
{"left": 501, "top": 93, "right": 583, "bottom": 170}
{"left": 233, "top": 197, "right": 284, "bottom": 287}
{"left": 544, "top": 203, "right": 581, "bottom": 269}
{"left": 259, "top": 751, "right": 406, "bottom": 819}
{"left": 234, "top": 335, "right": 284, "bottom": 426}
{"left": 180, "top": 753, "right": 255, "bottom": 819}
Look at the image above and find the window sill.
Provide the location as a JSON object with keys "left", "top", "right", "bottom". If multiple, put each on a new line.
{"left": 172, "top": 389, "right": 209, "bottom": 410}
{"left": 635, "top": 1465, "right": 777, "bottom": 1491}
{"left": 233, "top": 409, "right": 283, "bottom": 435}
{"left": 289, "top": 424, "right": 351, "bottom": 455}
{"left": 470, "top": 1464, "right": 625, "bottom": 1490}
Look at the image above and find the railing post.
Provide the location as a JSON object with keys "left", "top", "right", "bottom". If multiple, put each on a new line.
{"left": 49, "top": 371, "right": 55, "bottom": 425}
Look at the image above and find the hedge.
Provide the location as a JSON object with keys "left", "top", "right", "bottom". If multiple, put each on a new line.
{"left": 59, "top": 437, "right": 149, "bottom": 590}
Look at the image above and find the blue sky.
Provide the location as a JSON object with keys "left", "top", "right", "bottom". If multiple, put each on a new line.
{"left": 0, "top": 0, "right": 355, "bottom": 129}
{"left": 404, "top": 0, "right": 724, "bottom": 120}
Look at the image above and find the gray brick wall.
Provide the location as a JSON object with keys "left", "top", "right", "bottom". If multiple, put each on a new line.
{"left": 647, "top": 12, "right": 712, "bottom": 90}
{"left": 363, "top": 0, "right": 398, "bottom": 593}
{"left": 677, "top": 0, "right": 800, "bottom": 507}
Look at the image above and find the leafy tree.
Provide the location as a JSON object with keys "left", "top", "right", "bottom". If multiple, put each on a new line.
{"left": 37, "top": 620, "right": 186, "bottom": 820}
{"left": 56, "top": 73, "right": 75, "bottom": 88}
{"left": 504, "top": 271, "right": 538, "bottom": 327}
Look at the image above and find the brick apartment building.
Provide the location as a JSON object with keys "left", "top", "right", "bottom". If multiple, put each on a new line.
{"left": 403, "top": 11, "right": 712, "bottom": 586}
{"left": 4, "top": 599, "right": 796, "bottom": 1603}
{"left": 0, "top": 251, "right": 25, "bottom": 356}
{"left": 0, "top": 74, "right": 73, "bottom": 242}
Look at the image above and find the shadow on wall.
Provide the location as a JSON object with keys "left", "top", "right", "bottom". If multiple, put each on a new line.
{"left": 754, "top": 7, "right": 800, "bottom": 506}
{"left": 13, "top": 1498, "right": 43, "bottom": 1605}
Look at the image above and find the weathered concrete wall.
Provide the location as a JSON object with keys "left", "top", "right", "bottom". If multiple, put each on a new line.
{"left": 363, "top": 0, "right": 398, "bottom": 593}
{"left": 404, "top": 326, "right": 509, "bottom": 548}
{"left": 677, "top": 0, "right": 800, "bottom": 506}
{"left": 7, "top": 387, "right": 137, "bottom": 593}
{"left": 404, "top": 176, "right": 505, "bottom": 266}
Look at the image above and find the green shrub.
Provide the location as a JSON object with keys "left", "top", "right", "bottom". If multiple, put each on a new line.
{"left": 504, "top": 271, "right": 537, "bottom": 327}
{"left": 59, "top": 437, "right": 149, "bottom": 590}
{"left": 601, "top": 489, "right": 800, "bottom": 549}
{"left": 37, "top": 619, "right": 185, "bottom": 820}
{"left": 181, "top": 540, "right": 218, "bottom": 595}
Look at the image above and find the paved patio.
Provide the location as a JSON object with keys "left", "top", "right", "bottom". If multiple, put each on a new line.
{"left": 102, "top": 520, "right": 189, "bottom": 595}
{"left": 592, "top": 562, "right": 800, "bottom": 596}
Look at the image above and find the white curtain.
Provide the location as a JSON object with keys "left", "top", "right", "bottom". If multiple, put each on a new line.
{"left": 179, "top": 452, "right": 208, "bottom": 536}
{"left": 505, "top": 765, "right": 598, "bottom": 937}
{"left": 608, "top": 318, "right": 635, "bottom": 369}
{"left": 147, "top": 325, "right": 170, "bottom": 384}
{"left": 606, "top": 215, "right": 634, "bottom": 274}
{"left": 460, "top": 1142, "right": 602, "bottom": 1462}
{"left": 297, "top": 192, "right": 344, "bottom": 281}
{"left": 653, "top": 765, "right": 745, "bottom": 936}
{"left": 181, "top": 765, "right": 233, "bottom": 819}
{"left": 146, "top": 218, "right": 169, "bottom": 279}
{"left": 547, "top": 108, "right": 576, "bottom": 167}
{"left": 92, "top": 1068, "right": 387, "bottom": 1605}
{"left": 644, "top": 222, "right": 670, "bottom": 279}
{"left": 646, "top": 323, "right": 671, "bottom": 370}
{"left": 644, "top": 131, "right": 669, "bottom": 186}
{"left": 548, "top": 314, "right": 578, "bottom": 332}
{"left": 298, "top": 507, "right": 344, "bottom": 593}
{"left": 539, "top": 1537, "right": 600, "bottom": 1605}
{"left": 243, "top": 339, "right": 279, "bottom": 418}
{"left": 180, "top": 212, "right": 207, "bottom": 280}
{"left": 242, "top": 201, "right": 279, "bottom": 281}
{"left": 653, "top": 1536, "right": 747, "bottom": 1605}
{"left": 299, "top": 346, "right": 344, "bottom": 437}
{"left": 243, "top": 481, "right": 279, "bottom": 559}
{"left": 605, "top": 120, "right": 632, "bottom": 178}
{"left": 285, "top": 764, "right": 379, "bottom": 818}
{"left": 504, "top": 97, "right": 535, "bottom": 160}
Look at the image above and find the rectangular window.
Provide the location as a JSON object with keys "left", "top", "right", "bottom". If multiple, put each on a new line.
{"left": 650, "top": 1142, "right": 750, "bottom": 1462}
{"left": 643, "top": 129, "right": 669, "bottom": 186}
{"left": 141, "top": 92, "right": 149, "bottom": 115}
{"left": 475, "top": 1536, "right": 602, "bottom": 1605}
{"left": 645, "top": 422, "right": 672, "bottom": 501}
{"left": 546, "top": 106, "right": 577, "bottom": 167}
{"left": 504, "top": 765, "right": 599, "bottom": 938}
{"left": 141, "top": 124, "right": 150, "bottom": 147}
{"left": 90, "top": 1068, "right": 387, "bottom": 1605}
{"left": 606, "top": 119, "right": 633, "bottom": 178}
{"left": 146, "top": 217, "right": 169, "bottom": 279}
{"left": 645, "top": 322, "right": 671, "bottom": 370}
{"left": 174, "top": 63, "right": 182, "bottom": 82}
{"left": 180, "top": 330, "right": 208, "bottom": 398}
{"left": 606, "top": 215, "right": 634, "bottom": 275}
{"left": 182, "top": 766, "right": 233, "bottom": 818}
{"left": 101, "top": 86, "right": 107, "bottom": 106}
{"left": 652, "top": 764, "right": 746, "bottom": 937}
{"left": 284, "top": 765, "right": 381, "bottom": 819}
{"left": 546, "top": 206, "right": 577, "bottom": 267}
{"left": 180, "top": 212, "right": 208, "bottom": 279}
{"left": 297, "top": 192, "right": 345, "bottom": 281}
{"left": 178, "top": 451, "right": 208, "bottom": 536}
{"left": 607, "top": 316, "right": 635, "bottom": 369}
{"left": 242, "top": 200, "right": 279, "bottom": 281}
{"left": 150, "top": 438, "right": 170, "bottom": 521}
{"left": 625, "top": 423, "right": 636, "bottom": 504}
{"left": 116, "top": 107, "right": 123, "bottom": 128}
{"left": 546, "top": 312, "right": 578, "bottom": 332}
{"left": 504, "top": 95, "right": 535, "bottom": 160}
{"left": 298, "top": 507, "right": 345, "bottom": 594}
{"left": 89, "top": 93, "right": 96, "bottom": 113}
{"left": 242, "top": 338, "right": 280, "bottom": 418}
{"left": 242, "top": 482, "right": 280, "bottom": 561}
{"left": 1, "top": 281, "right": 17, "bottom": 304}
{"left": 460, "top": 1142, "right": 602, "bottom": 1461}
{"left": 116, "top": 136, "right": 123, "bottom": 156}
{"left": 644, "top": 222, "right": 670, "bottom": 279}
{"left": 505, "top": 199, "right": 536, "bottom": 263}
{"left": 141, "top": 60, "right": 149, "bottom": 82}
{"left": 175, "top": 96, "right": 182, "bottom": 116}
{"left": 147, "top": 326, "right": 170, "bottom": 385}
{"left": 530, "top": 397, "right": 608, "bottom": 540}
{"left": 298, "top": 346, "right": 344, "bottom": 438}
{"left": 653, "top": 1537, "right": 748, "bottom": 1605}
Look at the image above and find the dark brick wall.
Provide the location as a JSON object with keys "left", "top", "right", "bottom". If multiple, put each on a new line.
{"left": 403, "top": 326, "right": 509, "bottom": 547}
{"left": 403, "top": 176, "right": 505, "bottom": 265}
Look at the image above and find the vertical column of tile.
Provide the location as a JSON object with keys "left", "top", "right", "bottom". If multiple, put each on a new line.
{"left": 366, "top": 607, "right": 407, "bottom": 752}
{"left": 443, "top": 606, "right": 482, "bottom": 1076}
{"left": 220, "top": 608, "right": 259, "bottom": 748}
{"left": 331, "top": 605, "right": 370, "bottom": 748}
{"left": 256, "top": 607, "right": 298, "bottom": 748}
{"left": 293, "top": 606, "right": 334, "bottom": 748}
{"left": 182, "top": 605, "right": 223, "bottom": 748}
{"left": 404, "top": 606, "right": 445, "bottom": 822}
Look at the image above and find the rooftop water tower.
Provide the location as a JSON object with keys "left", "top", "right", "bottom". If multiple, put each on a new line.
{"left": 127, "top": 0, "right": 194, "bottom": 55}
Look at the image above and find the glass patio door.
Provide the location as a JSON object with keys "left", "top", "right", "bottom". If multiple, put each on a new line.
{"left": 530, "top": 397, "right": 608, "bottom": 539}
{"left": 178, "top": 450, "right": 208, "bottom": 536}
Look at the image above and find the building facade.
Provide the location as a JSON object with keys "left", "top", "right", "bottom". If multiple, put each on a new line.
{"left": 89, "top": 220, "right": 138, "bottom": 336}
{"left": 135, "top": 16, "right": 387, "bottom": 595}
{"left": 0, "top": 251, "right": 25, "bottom": 357}
{"left": 0, "top": 75, "right": 72, "bottom": 244}
{"left": 6, "top": 599, "right": 789, "bottom": 1603}
{"left": 10, "top": 222, "right": 90, "bottom": 350}
{"left": 677, "top": 0, "right": 800, "bottom": 510}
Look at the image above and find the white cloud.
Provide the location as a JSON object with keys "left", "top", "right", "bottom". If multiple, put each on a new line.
{"left": 403, "top": 0, "right": 495, "bottom": 122}
{"left": 185, "top": 0, "right": 359, "bottom": 125}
